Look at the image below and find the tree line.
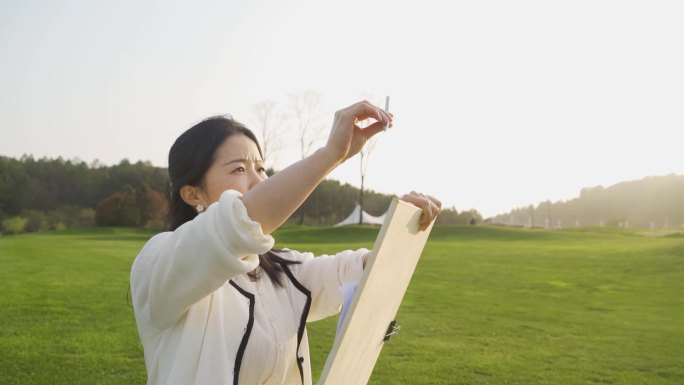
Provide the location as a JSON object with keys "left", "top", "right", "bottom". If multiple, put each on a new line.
{"left": 0, "top": 155, "right": 481, "bottom": 234}
{"left": 491, "top": 174, "right": 684, "bottom": 230}
{"left": 0, "top": 155, "right": 169, "bottom": 234}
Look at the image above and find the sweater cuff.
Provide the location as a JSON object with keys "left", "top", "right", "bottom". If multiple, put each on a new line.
{"left": 215, "top": 189, "right": 275, "bottom": 261}
{"left": 338, "top": 248, "right": 368, "bottom": 284}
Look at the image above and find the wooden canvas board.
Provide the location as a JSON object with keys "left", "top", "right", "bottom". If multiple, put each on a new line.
{"left": 317, "top": 197, "right": 435, "bottom": 385}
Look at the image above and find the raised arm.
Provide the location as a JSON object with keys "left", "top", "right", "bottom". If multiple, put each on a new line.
{"left": 241, "top": 101, "right": 392, "bottom": 234}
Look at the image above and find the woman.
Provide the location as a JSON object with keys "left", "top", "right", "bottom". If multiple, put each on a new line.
{"left": 130, "top": 101, "right": 441, "bottom": 385}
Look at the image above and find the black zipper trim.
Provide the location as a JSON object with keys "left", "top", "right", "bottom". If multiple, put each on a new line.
{"left": 281, "top": 264, "right": 312, "bottom": 385}
{"left": 229, "top": 279, "right": 255, "bottom": 385}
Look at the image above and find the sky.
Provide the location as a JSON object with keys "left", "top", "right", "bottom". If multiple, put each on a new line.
{"left": 1, "top": 0, "right": 682, "bottom": 218}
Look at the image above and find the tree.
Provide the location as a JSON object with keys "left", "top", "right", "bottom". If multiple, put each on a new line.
{"left": 0, "top": 155, "right": 169, "bottom": 231}
{"left": 355, "top": 95, "right": 384, "bottom": 224}
{"left": 140, "top": 187, "right": 169, "bottom": 229}
{"left": 95, "top": 186, "right": 168, "bottom": 228}
{"left": 95, "top": 187, "right": 140, "bottom": 227}
{"left": 288, "top": 90, "right": 326, "bottom": 224}
{"left": 288, "top": 90, "right": 325, "bottom": 159}
{"left": 492, "top": 174, "right": 684, "bottom": 229}
{"left": 251, "top": 100, "right": 285, "bottom": 169}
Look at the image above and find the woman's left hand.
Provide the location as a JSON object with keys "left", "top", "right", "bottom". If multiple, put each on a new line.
{"left": 401, "top": 191, "right": 442, "bottom": 231}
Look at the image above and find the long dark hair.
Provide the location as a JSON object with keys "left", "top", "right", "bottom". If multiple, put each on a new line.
{"left": 168, "top": 115, "right": 298, "bottom": 287}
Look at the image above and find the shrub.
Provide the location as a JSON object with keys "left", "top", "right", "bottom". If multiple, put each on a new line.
{"left": 23, "top": 210, "right": 49, "bottom": 232}
{"left": 77, "top": 208, "right": 95, "bottom": 227}
{"left": 2, "top": 216, "right": 28, "bottom": 234}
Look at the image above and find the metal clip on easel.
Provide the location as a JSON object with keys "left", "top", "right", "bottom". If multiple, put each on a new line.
{"left": 383, "top": 320, "right": 401, "bottom": 341}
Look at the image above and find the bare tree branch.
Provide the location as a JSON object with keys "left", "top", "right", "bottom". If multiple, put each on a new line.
{"left": 251, "top": 100, "right": 285, "bottom": 169}
{"left": 288, "top": 90, "right": 325, "bottom": 159}
{"left": 356, "top": 93, "right": 385, "bottom": 224}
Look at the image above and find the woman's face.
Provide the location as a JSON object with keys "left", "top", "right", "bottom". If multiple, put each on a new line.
{"left": 200, "top": 134, "right": 268, "bottom": 205}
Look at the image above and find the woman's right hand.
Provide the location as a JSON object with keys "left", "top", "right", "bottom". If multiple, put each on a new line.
{"left": 324, "top": 101, "right": 392, "bottom": 163}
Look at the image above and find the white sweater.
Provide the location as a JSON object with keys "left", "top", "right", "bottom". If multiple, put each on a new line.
{"left": 130, "top": 190, "right": 366, "bottom": 385}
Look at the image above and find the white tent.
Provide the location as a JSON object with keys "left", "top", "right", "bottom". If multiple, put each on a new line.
{"left": 334, "top": 204, "right": 386, "bottom": 227}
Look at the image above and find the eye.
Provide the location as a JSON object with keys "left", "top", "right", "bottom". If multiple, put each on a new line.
{"left": 258, "top": 166, "right": 267, "bottom": 173}
{"left": 232, "top": 166, "right": 246, "bottom": 173}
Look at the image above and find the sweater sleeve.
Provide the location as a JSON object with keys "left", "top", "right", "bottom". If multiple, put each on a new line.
{"left": 130, "top": 190, "right": 274, "bottom": 329}
{"left": 287, "top": 248, "right": 367, "bottom": 322}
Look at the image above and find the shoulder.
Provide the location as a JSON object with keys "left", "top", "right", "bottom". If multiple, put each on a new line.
{"left": 271, "top": 248, "right": 314, "bottom": 263}
{"left": 140, "top": 231, "right": 173, "bottom": 256}
{"left": 131, "top": 231, "right": 172, "bottom": 274}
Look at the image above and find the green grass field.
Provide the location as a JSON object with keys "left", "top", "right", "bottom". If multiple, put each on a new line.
{"left": 0, "top": 225, "right": 682, "bottom": 384}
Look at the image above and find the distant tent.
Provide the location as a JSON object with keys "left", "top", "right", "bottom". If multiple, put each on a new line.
{"left": 334, "top": 204, "right": 386, "bottom": 227}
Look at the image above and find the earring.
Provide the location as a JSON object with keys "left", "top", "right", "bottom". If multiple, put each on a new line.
{"left": 195, "top": 204, "right": 204, "bottom": 213}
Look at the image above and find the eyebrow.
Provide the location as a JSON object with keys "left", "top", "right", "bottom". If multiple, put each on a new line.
{"left": 222, "top": 158, "right": 263, "bottom": 167}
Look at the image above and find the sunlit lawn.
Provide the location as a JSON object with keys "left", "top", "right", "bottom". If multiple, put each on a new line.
{"left": 0, "top": 225, "right": 682, "bottom": 384}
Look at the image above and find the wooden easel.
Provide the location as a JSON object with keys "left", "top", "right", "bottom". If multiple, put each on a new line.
{"left": 318, "top": 197, "right": 435, "bottom": 385}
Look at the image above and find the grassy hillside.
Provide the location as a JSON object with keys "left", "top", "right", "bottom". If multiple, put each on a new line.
{"left": 0, "top": 226, "right": 682, "bottom": 384}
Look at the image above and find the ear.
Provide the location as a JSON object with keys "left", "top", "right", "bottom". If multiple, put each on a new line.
{"left": 180, "top": 185, "right": 205, "bottom": 209}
